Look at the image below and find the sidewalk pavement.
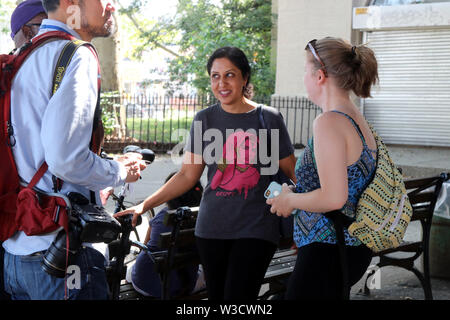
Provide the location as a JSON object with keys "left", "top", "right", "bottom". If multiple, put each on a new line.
{"left": 385, "top": 145, "right": 450, "bottom": 178}
{"left": 351, "top": 145, "right": 450, "bottom": 300}
{"left": 106, "top": 147, "right": 450, "bottom": 301}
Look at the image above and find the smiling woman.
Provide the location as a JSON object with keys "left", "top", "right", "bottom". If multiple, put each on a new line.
{"left": 206, "top": 46, "right": 254, "bottom": 113}
{"left": 114, "top": 46, "right": 297, "bottom": 300}
{"left": 179, "top": 46, "right": 297, "bottom": 300}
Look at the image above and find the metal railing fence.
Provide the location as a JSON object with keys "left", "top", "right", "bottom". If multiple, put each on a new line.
{"left": 101, "top": 93, "right": 321, "bottom": 152}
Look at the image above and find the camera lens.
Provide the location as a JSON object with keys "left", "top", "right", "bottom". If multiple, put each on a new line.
{"left": 41, "top": 228, "right": 80, "bottom": 278}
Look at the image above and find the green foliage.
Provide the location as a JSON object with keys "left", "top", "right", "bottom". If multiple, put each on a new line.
{"left": 0, "top": 0, "right": 16, "bottom": 34}
{"left": 100, "top": 91, "right": 121, "bottom": 136}
{"left": 121, "top": 0, "right": 275, "bottom": 97}
{"left": 117, "top": 0, "right": 179, "bottom": 60}
{"left": 127, "top": 116, "right": 194, "bottom": 143}
{"left": 170, "top": 0, "right": 274, "bottom": 96}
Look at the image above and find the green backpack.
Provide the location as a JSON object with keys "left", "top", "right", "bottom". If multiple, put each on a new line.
{"left": 348, "top": 126, "right": 413, "bottom": 253}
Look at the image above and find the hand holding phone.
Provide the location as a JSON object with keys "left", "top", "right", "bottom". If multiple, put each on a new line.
{"left": 264, "top": 181, "right": 298, "bottom": 216}
{"left": 264, "top": 181, "right": 283, "bottom": 199}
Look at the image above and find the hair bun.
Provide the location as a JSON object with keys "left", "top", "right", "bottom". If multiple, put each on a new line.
{"left": 309, "top": 37, "right": 378, "bottom": 98}
{"left": 350, "top": 46, "right": 361, "bottom": 69}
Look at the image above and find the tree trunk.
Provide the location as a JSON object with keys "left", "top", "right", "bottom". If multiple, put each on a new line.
{"left": 92, "top": 22, "right": 126, "bottom": 140}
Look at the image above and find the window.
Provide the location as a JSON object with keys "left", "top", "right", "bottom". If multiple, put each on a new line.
{"left": 370, "top": 0, "right": 450, "bottom": 5}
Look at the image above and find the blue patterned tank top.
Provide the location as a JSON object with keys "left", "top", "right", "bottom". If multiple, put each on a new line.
{"left": 293, "top": 111, "right": 377, "bottom": 248}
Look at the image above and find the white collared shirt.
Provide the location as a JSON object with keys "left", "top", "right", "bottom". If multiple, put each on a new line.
{"left": 3, "top": 19, "right": 127, "bottom": 255}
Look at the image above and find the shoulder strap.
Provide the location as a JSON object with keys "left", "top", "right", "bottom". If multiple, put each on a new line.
{"left": 2, "top": 32, "right": 76, "bottom": 146}
{"left": 257, "top": 105, "right": 292, "bottom": 184}
{"left": 51, "top": 39, "right": 90, "bottom": 95}
{"left": 325, "top": 211, "right": 350, "bottom": 300}
{"left": 257, "top": 104, "right": 272, "bottom": 156}
{"left": 257, "top": 105, "right": 267, "bottom": 130}
{"left": 331, "top": 110, "right": 367, "bottom": 146}
{"left": 24, "top": 39, "right": 96, "bottom": 191}
{"left": 48, "top": 39, "right": 101, "bottom": 193}
{"left": 257, "top": 104, "right": 271, "bottom": 147}
{"left": 3, "top": 32, "right": 74, "bottom": 189}
{"left": 22, "top": 40, "right": 83, "bottom": 190}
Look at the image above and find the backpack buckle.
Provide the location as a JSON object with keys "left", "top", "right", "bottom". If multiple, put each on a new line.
{"left": 6, "top": 121, "right": 16, "bottom": 147}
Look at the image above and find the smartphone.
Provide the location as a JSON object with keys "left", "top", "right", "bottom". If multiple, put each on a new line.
{"left": 264, "top": 181, "right": 283, "bottom": 199}
{"left": 264, "top": 181, "right": 298, "bottom": 216}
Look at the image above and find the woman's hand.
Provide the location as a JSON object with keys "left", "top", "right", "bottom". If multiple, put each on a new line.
{"left": 113, "top": 202, "right": 146, "bottom": 227}
{"left": 266, "top": 183, "right": 296, "bottom": 217}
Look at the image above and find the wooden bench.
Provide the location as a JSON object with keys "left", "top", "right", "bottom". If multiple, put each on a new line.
{"left": 118, "top": 174, "right": 450, "bottom": 301}
{"left": 361, "top": 173, "right": 449, "bottom": 300}
{"left": 118, "top": 206, "right": 297, "bottom": 300}
{"left": 258, "top": 247, "right": 296, "bottom": 300}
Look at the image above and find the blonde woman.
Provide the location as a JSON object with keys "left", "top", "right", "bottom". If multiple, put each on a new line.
{"left": 267, "top": 37, "right": 379, "bottom": 299}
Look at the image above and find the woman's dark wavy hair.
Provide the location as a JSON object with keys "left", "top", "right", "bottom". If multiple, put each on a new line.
{"left": 206, "top": 46, "right": 254, "bottom": 99}
{"left": 165, "top": 172, "right": 203, "bottom": 210}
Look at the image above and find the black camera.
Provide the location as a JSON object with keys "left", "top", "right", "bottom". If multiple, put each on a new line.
{"left": 41, "top": 192, "right": 121, "bottom": 278}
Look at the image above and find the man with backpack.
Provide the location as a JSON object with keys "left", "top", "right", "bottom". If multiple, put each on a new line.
{"left": 1, "top": 0, "right": 144, "bottom": 300}
{"left": 1, "top": 0, "right": 48, "bottom": 301}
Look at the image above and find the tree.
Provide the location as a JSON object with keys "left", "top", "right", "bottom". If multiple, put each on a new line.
{"left": 117, "top": 0, "right": 180, "bottom": 60}
{"left": 121, "top": 0, "right": 275, "bottom": 97}
{"left": 171, "top": 0, "right": 274, "bottom": 96}
{"left": 0, "top": 0, "right": 16, "bottom": 34}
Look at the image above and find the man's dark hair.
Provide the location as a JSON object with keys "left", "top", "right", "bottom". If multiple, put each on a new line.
{"left": 41, "top": 0, "right": 60, "bottom": 13}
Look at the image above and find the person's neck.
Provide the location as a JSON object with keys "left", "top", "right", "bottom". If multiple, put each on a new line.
{"left": 319, "top": 86, "right": 354, "bottom": 113}
{"left": 74, "top": 29, "right": 92, "bottom": 42}
{"left": 47, "top": 13, "right": 92, "bottom": 42}
{"left": 221, "top": 98, "right": 257, "bottom": 114}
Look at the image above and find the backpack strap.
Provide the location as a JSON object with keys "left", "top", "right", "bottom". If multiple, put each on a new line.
{"left": 87, "top": 45, "right": 104, "bottom": 157}
{"left": 49, "top": 39, "right": 102, "bottom": 194}
{"left": 257, "top": 104, "right": 269, "bottom": 144}
{"left": 326, "top": 211, "right": 350, "bottom": 300}
{"left": 3, "top": 32, "right": 76, "bottom": 147}
{"left": 328, "top": 110, "right": 366, "bottom": 300}
{"left": 27, "top": 163, "right": 48, "bottom": 189}
{"left": 52, "top": 39, "right": 87, "bottom": 95}
{"left": 331, "top": 110, "right": 367, "bottom": 145}
{"left": 48, "top": 40, "right": 90, "bottom": 192}
{"left": 25, "top": 38, "right": 100, "bottom": 193}
{"left": 257, "top": 105, "right": 275, "bottom": 176}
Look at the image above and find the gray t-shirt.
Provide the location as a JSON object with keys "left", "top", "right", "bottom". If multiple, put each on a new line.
{"left": 186, "top": 104, "right": 294, "bottom": 245}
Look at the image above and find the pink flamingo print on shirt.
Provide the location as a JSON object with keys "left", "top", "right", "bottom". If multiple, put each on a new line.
{"left": 211, "top": 131, "right": 260, "bottom": 199}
